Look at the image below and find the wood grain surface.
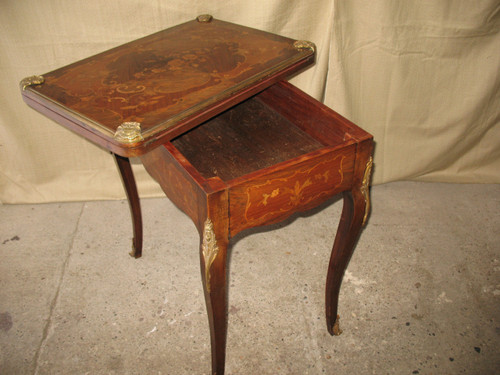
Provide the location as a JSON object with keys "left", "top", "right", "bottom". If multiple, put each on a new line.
{"left": 22, "top": 18, "right": 314, "bottom": 156}
{"left": 172, "top": 95, "right": 324, "bottom": 181}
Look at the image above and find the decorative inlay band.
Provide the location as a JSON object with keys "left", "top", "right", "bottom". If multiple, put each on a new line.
{"left": 114, "top": 122, "right": 143, "bottom": 143}
{"left": 197, "top": 14, "right": 213, "bottom": 23}
{"left": 20, "top": 75, "right": 44, "bottom": 90}
{"left": 293, "top": 40, "right": 316, "bottom": 53}
{"left": 202, "top": 218, "right": 219, "bottom": 293}
{"left": 360, "top": 156, "right": 373, "bottom": 226}
{"left": 242, "top": 155, "right": 345, "bottom": 226}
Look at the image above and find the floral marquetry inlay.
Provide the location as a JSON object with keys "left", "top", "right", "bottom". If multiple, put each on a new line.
{"left": 241, "top": 155, "right": 347, "bottom": 228}
{"left": 261, "top": 188, "right": 280, "bottom": 206}
{"left": 26, "top": 19, "right": 314, "bottom": 141}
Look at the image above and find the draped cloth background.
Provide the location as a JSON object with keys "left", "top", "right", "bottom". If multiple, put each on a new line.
{"left": 1, "top": 0, "right": 499, "bottom": 203}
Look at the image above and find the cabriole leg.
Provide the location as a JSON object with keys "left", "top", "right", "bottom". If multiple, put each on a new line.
{"left": 325, "top": 155, "right": 372, "bottom": 336}
{"left": 113, "top": 153, "right": 143, "bottom": 258}
{"left": 200, "top": 218, "right": 229, "bottom": 375}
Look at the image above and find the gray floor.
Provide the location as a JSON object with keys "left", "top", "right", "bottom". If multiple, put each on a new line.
{"left": 0, "top": 181, "right": 499, "bottom": 375}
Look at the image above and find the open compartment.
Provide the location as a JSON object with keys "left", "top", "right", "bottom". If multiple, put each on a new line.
{"left": 170, "top": 81, "right": 364, "bottom": 184}
{"left": 142, "top": 81, "right": 370, "bottom": 237}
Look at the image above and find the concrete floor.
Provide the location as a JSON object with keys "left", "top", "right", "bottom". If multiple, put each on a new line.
{"left": 0, "top": 181, "right": 499, "bottom": 375}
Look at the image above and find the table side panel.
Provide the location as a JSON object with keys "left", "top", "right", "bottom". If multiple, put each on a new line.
{"left": 228, "top": 145, "right": 356, "bottom": 236}
{"left": 21, "top": 94, "right": 125, "bottom": 155}
{"left": 140, "top": 144, "right": 208, "bottom": 232}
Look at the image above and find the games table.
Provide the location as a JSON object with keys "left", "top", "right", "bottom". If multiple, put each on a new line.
{"left": 20, "top": 15, "right": 373, "bottom": 375}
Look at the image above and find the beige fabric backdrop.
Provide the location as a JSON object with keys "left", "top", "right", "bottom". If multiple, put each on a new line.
{"left": 1, "top": 0, "right": 499, "bottom": 204}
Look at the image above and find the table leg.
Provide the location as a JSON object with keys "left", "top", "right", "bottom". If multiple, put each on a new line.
{"left": 324, "top": 190, "right": 364, "bottom": 335}
{"left": 200, "top": 218, "right": 229, "bottom": 375}
{"left": 325, "top": 154, "right": 372, "bottom": 336}
{"left": 113, "top": 153, "right": 143, "bottom": 258}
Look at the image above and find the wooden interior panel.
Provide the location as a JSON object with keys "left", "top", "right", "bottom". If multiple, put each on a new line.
{"left": 257, "top": 81, "right": 371, "bottom": 146}
{"left": 171, "top": 96, "right": 324, "bottom": 181}
{"left": 140, "top": 144, "right": 207, "bottom": 231}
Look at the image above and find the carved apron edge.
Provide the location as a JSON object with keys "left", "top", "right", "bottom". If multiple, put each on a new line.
{"left": 360, "top": 156, "right": 373, "bottom": 226}
{"left": 202, "top": 218, "right": 219, "bottom": 293}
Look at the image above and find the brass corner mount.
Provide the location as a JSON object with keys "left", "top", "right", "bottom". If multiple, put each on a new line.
{"left": 197, "top": 14, "right": 213, "bottom": 23}
{"left": 114, "top": 122, "right": 144, "bottom": 144}
{"left": 20, "top": 75, "right": 45, "bottom": 91}
{"left": 293, "top": 40, "right": 316, "bottom": 53}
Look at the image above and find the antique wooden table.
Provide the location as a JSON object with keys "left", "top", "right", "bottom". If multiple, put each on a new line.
{"left": 20, "top": 15, "right": 373, "bottom": 375}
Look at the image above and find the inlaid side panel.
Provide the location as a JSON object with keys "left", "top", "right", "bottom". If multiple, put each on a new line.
{"left": 229, "top": 146, "right": 355, "bottom": 236}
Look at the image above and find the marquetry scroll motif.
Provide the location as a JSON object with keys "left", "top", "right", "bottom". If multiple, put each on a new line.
{"left": 293, "top": 40, "right": 316, "bottom": 53}
{"left": 243, "top": 155, "right": 346, "bottom": 225}
{"left": 360, "top": 156, "right": 373, "bottom": 226}
{"left": 261, "top": 188, "right": 280, "bottom": 206}
{"left": 202, "top": 218, "right": 219, "bottom": 293}
{"left": 114, "top": 122, "right": 144, "bottom": 143}
{"left": 20, "top": 75, "right": 44, "bottom": 90}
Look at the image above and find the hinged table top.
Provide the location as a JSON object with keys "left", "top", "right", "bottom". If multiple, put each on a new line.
{"left": 20, "top": 16, "right": 315, "bottom": 156}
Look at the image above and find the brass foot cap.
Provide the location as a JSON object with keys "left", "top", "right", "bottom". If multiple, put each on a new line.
{"left": 333, "top": 314, "right": 343, "bottom": 336}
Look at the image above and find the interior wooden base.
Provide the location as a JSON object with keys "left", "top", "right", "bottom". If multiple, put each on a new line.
{"left": 172, "top": 95, "right": 324, "bottom": 181}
